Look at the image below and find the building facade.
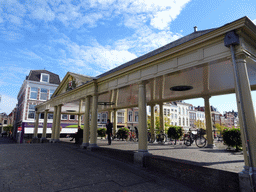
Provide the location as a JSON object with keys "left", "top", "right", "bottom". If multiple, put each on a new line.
{"left": 16, "top": 70, "right": 60, "bottom": 137}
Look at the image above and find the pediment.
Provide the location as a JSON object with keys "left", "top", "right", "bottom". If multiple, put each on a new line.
{"left": 52, "top": 72, "right": 94, "bottom": 98}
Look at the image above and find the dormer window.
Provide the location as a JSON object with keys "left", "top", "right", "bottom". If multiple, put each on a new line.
{"left": 41, "top": 73, "right": 49, "bottom": 83}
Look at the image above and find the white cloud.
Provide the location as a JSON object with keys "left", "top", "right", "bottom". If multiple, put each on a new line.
{"left": 0, "top": 94, "right": 17, "bottom": 114}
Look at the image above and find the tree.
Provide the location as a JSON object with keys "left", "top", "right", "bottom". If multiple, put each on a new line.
{"left": 215, "top": 123, "right": 225, "bottom": 136}
{"left": 194, "top": 120, "right": 205, "bottom": 129}
{"left": 147, "top": 112, "right": 172, "bottom": 134}
{"left": 167, "top": 126, "right": 183, "bottom": 145}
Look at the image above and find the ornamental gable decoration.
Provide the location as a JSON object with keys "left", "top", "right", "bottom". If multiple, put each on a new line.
{"left": 66, "top": 76, "right": 76, "bottom": 91}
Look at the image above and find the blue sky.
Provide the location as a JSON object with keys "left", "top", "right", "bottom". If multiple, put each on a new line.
{"left": 0, "top": 0, "right": 256, "bottom": 114}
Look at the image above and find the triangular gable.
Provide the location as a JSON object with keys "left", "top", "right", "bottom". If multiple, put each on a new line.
{"left": 51, "top": 72, "right": 94, "bottom": 98}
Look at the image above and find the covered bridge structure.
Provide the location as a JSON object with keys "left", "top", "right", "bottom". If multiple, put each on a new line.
{"left": 35, "top": 17, "right": 256, "bottom": 191}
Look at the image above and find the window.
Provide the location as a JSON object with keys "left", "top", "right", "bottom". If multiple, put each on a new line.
{"left": 182, "top": 108, "right": 184, "bottom": 115}
{"left": 179, "top": 107, "right": 181, "bottom": 114}
{"left": 102, "top": 113, "right": 107, "bottom": 123}
{"left": 175, "top": 114, "right": 177, "bottom": 119}
{"left": 48, "top": 113, "right": 53, "bottom": 119}
{"left": 186, "top": 118, "right": 188, "bottom": 126}
{"left": 70, "top": 115, "right": 76, "bottom": 120}
{"left": 164, "top": 109, "right": 166, "bottom": 116}
{"left": 171, "top": 114, "right": 174, "bottom": 119}
{"left": 30, "top": 87, "right": 38, "bottom": 99}
{"left": 28, "top": 104, "right": 36, "bottom": 119}
{"left": 41, "top": 73, "right": 49, "bottom": 83}
{"left": 62, "top": 114, "right": 68, "bottom": 120}
{"left": 49, "top": 89, "right": 55, "bottom": 99}
{"left": 179, "top": 117, "right": 181, "bottom": 126}
{"left": 135, "top": 112, "right": 139, "bottom": 122}
{"left": 40, "top": 113, "right": 44, "bottom": 119}
{"left": 3, "top": 120, "right": 7, "bottom": 124}
{"left": 183, "top": 118, "right": 185, "bottom": 126}
{"left": 40, "top": 88, "right": 48, "bottom": 100}
{"left": 167, "top": 109, "right": 170, "bottom": 116}
{"left": 117, "top": 112, "right": 124, "bottom": 123}
{"left": 97, "top": 113, "right": 101, "bottom": 123}
{"left": 128, "top": 111, "right": 133, "bottom": 122}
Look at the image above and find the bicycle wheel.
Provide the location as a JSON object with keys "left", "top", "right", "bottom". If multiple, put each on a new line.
{"left": 184, "top": 135, "right": 192, "bottom": 146}
{"left": 195, "top": 135, "right": 207, "bottom": 148}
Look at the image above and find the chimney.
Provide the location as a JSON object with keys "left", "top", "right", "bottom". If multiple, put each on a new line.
{"left": 194, "top": 26, "right": 197, "bottom": 32}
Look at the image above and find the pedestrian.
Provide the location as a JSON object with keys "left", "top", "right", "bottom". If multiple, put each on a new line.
{"left": 106, "top": 119, "right": 113, "bottom": 145}
{"left": 74, "top": 126, "right": 83, "bottom": 144}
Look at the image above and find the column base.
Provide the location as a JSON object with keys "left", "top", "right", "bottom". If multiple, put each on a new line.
{"left": 87, "top": 144, "right": 98, "bottom": 151}
{"left": 205, "top": 144, "right": 216, "bottom": 148}
{"left": 239, "top": 166, "right": 256, "bottom": 192}
{"left": 52, "top": 139, "right": 60, "bottom": 143}
{"left": 80, "top": 142, "right": 90, "bottom": 149}
{"left": 40, "top": 138, "right": 49, "bottom": 143}
{"left": 134, "top": 151, "right": 152, "bottom": 166}
{"left": 32, "top": 137, "right": 40, "bottom": 143}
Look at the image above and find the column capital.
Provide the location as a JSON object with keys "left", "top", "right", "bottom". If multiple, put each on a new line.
{"left": 44, "top": 109, "right": 49, "bottom": 112}
{"left": 203, "top": 95, "right": 211, "bottom": 100}
{"left": 235, "top": 53, "right": 247, "bottom": 61}
{"left": 138, "top": 80, "right": 148, "bottom": 86}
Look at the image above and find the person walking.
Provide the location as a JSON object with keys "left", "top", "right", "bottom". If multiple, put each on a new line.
{"left": 75, "top": 126, "right": 83, "bottom": 144}
{"left": 106, "top": 119, "right": 113, "bottom": 145}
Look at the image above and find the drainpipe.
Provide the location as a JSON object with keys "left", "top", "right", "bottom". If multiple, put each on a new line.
{"left": 224, "top": 30, "right": 255, "bottom": 191}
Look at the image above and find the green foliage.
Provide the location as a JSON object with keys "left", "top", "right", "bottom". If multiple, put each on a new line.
{"left": 222, "top": 128, "right": 242, "bottom": 151}
{"left": 147, "top": 113, "right": 172, "bottom": 134}
{"left": 117, "top": 127, "right": 130, "bottom": 140}
{"left": 215, "top": 123, "right": 225, "bottom": 135}
{"left": 3, "top": 125, "right": 13, "bottom": 132}
{"left": 194, "top": 120, "right": 205, "bottom": 128}
{"left": 97, "top": 128, "right": 106, "bottom": 138}
{"left": 167, "top": 126, "right": 183, "bottom": 140}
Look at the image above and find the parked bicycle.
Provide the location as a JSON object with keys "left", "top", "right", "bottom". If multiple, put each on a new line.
{"left": 129, "top": 130, "right": 138, "bottom": 142}
{"left": 184, "top": 128, "right": 207, "bottom": 148}
{"left": 156, "top": 130, "right": 168, "bottom": 143}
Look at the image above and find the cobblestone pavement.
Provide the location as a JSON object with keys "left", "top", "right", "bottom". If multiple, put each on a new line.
{"left": 64, "top": 138, "right": 245, "bottom": 173}
{"left": 0, "top": 137, "right": 196, "bottom": 192}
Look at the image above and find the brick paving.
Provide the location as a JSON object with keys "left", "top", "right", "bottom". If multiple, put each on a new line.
{"left": 0, "top": 137, "right": 196, "bottom": 192}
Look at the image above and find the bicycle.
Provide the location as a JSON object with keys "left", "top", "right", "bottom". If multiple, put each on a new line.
{"left": 156, "top": 130, "right": 168, "bottom": 143}
{"left": 129, "top": 130, "right": 138, "bottom": 142}
{"left": 184, "top": 128, "right": 207, "bottom": 148}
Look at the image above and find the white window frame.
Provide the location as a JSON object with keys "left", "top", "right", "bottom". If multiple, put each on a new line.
{"left": 61, "top": 114, "right": 68, "bottom": 120}
{"left": 40, "top": 88, "right": 48, "bottom": 101}
{"left": 30, "top": 87, "right": 38, "bottom": 100}
{"left": 40, "top": 73, "right": 49, "bottom": 83}
{"left": 102, "top": 113, "right": 107, "bottom": 123}
{"left": 128, "top": 111, "right": 133, "bottom": 122}
{"left": 117, "top": 112, "right": 124, "bottom": 123}
{"left": 28, "top": 104, "right": 36, "bottom": 119}
{"left": 49, "top": 89, "right": 55, "bottom": 99}
{"left": 135, "top": 112, "right": 139, "bottom": 122}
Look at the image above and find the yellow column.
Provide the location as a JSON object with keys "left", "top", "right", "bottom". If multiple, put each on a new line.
{"left": 135, "top": 81, "right": 151, "bottom": 165}
{"left": 89, "top": 93, "right": 98, "bottom": 149}
{"left": 50, "top": 106, "right": 57, "bottom": 142}
{"left": 159, "top": 102, "right": 164, "bottom": 132}
{"left": 33, "top": 112, "right": 40, "bottom": 138}
{"left": 78, "top": 99, "right": 83, "bottom": 127}
{"left": 150, "top": 104, "right": 155, "bottom": 142}
{"left": 204, "top": 96, "right": 215, "bottom": 148}
{"left": 54, "top": 104, "right": 62, "bottom": 142}
{"left": 113, "top": 109, "right": 117, "bottom": 136}
{"left": 234, "top": 56, "right": 256, "bottom": 168}
{"left": 41, "top": 109, "right": 49, "bottom": 142}
{"left": 81, "top": 96, "right": 90, "bottom": 148}
{"left": 138, "top": 82, "right": 148, "bottom": 152}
